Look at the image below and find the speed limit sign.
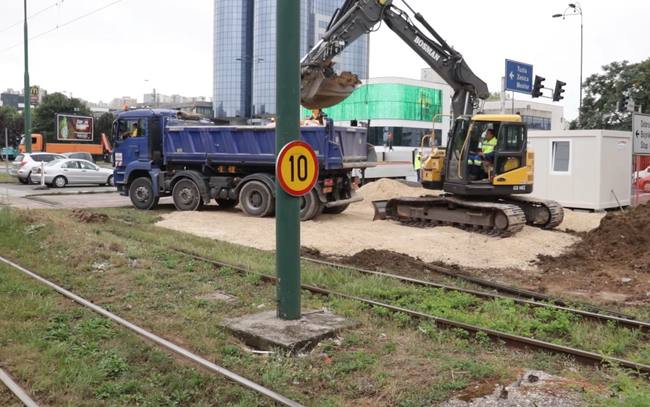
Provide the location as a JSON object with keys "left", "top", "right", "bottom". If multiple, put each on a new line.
{"left": 276, "top": 141, "right": 319, "bottom": 197}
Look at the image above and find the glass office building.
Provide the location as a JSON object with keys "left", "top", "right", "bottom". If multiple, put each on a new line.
{"left": 213, "top": 0, "right": 254, "bottom": 118}
{"left": 214, "top": 0, "right": 370, "bottom": 119}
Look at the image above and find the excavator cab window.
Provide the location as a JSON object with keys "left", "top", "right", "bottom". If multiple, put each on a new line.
{"left": 494, "top": 124, "right": 526, "bottom": 175}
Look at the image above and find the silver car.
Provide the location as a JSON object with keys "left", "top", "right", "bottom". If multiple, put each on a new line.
{"left": 37, "top": 158, "right": 114, "bottom": 188}
{"left": 10, "top": 153, "right": 66, "bottom": 184}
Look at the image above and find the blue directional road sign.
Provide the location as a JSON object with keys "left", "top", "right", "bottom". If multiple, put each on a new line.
{"left": 505, "top": 59, "right": 533, "bottom": 94}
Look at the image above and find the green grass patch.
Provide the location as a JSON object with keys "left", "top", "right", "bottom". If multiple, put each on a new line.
{"left": 0, "top": 207, "right": 647, "bottom": 405}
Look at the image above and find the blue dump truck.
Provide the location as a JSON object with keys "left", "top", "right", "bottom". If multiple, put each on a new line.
{"left": 112, "top": 109, "right": 375, "bottom": 220}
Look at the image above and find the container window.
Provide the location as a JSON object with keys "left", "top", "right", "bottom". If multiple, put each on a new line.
{"left": 552, "top": 141, "right": 570, "bottom": 172}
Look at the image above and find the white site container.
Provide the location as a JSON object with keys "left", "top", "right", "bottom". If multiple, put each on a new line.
{"left": 527, "top": 130, "right": 632, "bottom": 210}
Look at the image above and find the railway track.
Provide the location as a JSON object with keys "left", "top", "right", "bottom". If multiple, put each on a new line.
{"left": 301, "top": 257, "right": 650, "bottom": 331}
{"left": 101, "top": 224, "right": 650, "bottom": 374}
{"left": 168, "top": 248, "right": 650, "bottom": 376}
{"left": 0, "top": 256, "right": 304, "bottom": 407}
{"left": 0, "top": 367, "right": 39, "bottom": 407}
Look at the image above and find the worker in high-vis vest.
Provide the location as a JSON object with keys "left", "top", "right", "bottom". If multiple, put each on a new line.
{"left": 480, "top": 129, "right": 497, "bottom": 174}
{"left": 413, "top": 149, "right": 422, "bottom": 182}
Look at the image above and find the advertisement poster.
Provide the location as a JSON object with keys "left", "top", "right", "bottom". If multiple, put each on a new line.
{"left": 56, "top": 114, "right": 94, "bottom": 141}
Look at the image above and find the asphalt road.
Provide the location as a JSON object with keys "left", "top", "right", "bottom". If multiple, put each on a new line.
{"left": 0, "top": 181, "right": 130, "bottom": 209}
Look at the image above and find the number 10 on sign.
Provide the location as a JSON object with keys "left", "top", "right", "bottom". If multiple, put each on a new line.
{"left": 276, "top": 141, "right": 319, "bottom": 197}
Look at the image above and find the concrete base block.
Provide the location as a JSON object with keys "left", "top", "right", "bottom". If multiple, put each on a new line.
{"left": 224, "top": 309, "right": 357, "bottom": 352}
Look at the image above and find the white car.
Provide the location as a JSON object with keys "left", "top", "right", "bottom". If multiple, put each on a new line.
{"left": 36, "top": 158, "right": 114, "bottom": 188}
{"left": 10, "top": 153, "right": 66, "bottom": 184}
{"left": 634, "top": 165, "right": 650, "bottom": 179}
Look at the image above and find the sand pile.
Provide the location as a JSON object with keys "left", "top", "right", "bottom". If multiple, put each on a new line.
{"left": 356, "top": 179, "right": 429, "bottom": 202}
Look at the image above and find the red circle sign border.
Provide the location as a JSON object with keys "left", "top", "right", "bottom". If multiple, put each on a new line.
{"left": 276, "top": 140, "right": 319, "bottom": 197}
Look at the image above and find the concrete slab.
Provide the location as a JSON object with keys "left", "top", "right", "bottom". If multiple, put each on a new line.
{"left": 224, "top": 309, "right": 357, "bottom": 352}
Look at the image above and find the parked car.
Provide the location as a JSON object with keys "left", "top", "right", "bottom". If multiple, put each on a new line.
{"left": 36, "top": 158, "right": 114, "bottom": 188}
{"left": 1, "top": 147, "right": 17, "bottom": 161}
{"left": 62, "top": 151, "right": 95, "bottom": 163}
{"left": 634, "top": 165, "right": 650, "bottom": 179}
{"left": 10, "top": 152, "right": 66, "bottom": 184}
{"left": 636, "top": 175, "right": 650, "bottom": 192}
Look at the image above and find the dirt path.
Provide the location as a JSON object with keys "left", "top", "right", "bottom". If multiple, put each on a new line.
{"left": 157, "top": 180, "right": 583, "bottom": 270}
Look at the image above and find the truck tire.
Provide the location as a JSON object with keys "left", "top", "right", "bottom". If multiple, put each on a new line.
{"left": 300, "top": 189, "right": 323, "bottom": 221}
{"left": 172, "top": 179, "right": 203, "bottom": 211}
{"left": 323, "top": 203, "right": 349, "bottom": 214}
{"left": 239, "top": 180, "right": 274, "bottom": 217}
{"left": 129, "top": 177, "right": 159, "bottom": 210}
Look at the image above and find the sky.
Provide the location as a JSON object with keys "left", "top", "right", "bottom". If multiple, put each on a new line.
{"left": 0, "top": 0, "right": 648, "bottom": 120}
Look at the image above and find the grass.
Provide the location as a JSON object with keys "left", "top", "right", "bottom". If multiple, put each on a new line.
{"left": 0, "top": 207, "right": 647, "bottom": 405}
{"left": 0, "top": 171, "right": 17, "bottom": 184}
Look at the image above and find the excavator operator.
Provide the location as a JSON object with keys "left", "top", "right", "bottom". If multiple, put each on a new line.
{"left": 480, "top": 129, "right": 497, "bottom": 176}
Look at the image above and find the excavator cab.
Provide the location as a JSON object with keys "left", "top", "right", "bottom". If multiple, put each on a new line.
{"left": 443, "top": 115, "right": 532, "bottom": 197}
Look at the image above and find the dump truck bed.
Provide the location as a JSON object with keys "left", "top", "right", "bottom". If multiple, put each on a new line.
{"left": 163, "top": 123, "right": 373, "bottom": 171}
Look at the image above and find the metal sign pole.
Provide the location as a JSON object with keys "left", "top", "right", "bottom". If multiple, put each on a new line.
{"left": 4, "top": 128, "right": 9, "bottom": 173}
{"left": 275, "top": 0, "right": 301, "bottom": 320}
{"left": 23, "top": 0, "right": 32, "bottom": 154}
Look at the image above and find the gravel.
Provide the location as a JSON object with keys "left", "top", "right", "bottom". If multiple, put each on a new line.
{"left": 156, "top": 180, "right": 603, "bottom": 271}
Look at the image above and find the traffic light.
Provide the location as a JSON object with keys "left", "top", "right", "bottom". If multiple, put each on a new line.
{"left": 618, "top": 96, "right": 628, "bottom": 112}
{"left": 531, "top": 75, "right": 545, "bottom": 98}
{"left": 552, "top": 80, "right": 566, "bottom": 102}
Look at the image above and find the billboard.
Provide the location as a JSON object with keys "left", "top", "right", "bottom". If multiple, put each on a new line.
{"left": 56, "top": 114, "right": 94, "bottom": 141}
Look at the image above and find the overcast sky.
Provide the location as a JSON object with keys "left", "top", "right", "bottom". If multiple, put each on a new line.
{"left": 1, "top": 0, "right": 648, "bottom": 120}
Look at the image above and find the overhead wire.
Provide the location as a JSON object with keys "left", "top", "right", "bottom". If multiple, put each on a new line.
{"left": 0, "top": 0, "right": 125, "bottom": 53}
{"left": 0, "top": 0, "right": 63, "bottom": 34}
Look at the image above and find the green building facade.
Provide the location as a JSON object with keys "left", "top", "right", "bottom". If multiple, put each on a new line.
{"left": 303, "top": 83, "right": 443, "bottom": 122}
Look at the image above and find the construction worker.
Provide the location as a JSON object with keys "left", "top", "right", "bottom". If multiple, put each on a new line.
{"left": 413, "top": 149, "right": 422, "bottom": 182}
{"left": 479, "top": 128, "right": 497, "bottom": 175}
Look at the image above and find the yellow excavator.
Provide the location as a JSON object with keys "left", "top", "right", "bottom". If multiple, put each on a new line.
{"left": 300, "top": 0, "right": 563, "bottom": 236}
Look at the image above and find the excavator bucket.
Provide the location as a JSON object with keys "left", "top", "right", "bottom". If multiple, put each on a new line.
{"left": 301, "top": 66, "right": 361, "bottom": 109}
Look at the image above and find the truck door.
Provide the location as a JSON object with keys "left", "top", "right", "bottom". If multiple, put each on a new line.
{"left": 148, "top": 116, "right": 163, "bottom": 165}
{"left": 115, "top": 118, "right": 149, "bottom": 164}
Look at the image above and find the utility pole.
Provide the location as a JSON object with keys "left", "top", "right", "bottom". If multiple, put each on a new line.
{"left": 275, "top": 0, "right": 301, "bottom": 320}
{"left": 23, "top": 0, "right": 32, "bottom": 153}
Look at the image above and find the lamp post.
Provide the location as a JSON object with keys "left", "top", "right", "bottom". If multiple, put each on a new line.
{"left": 553, "top": 2, "right": 583, "bottom": 127}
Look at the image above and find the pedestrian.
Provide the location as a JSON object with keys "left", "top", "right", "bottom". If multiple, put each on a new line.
{"left": 386, "top": 131, "right": 394, "bottom": 151}
{"left": 414, "top": 149, "right": 422, "bottom": 182}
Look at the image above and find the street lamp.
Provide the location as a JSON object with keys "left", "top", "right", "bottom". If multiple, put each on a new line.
{"left": 553, "top": 2, "right": 583, "bottom": 126}
{"left": 144, "top": 79, "right": 156, "bottom": 107}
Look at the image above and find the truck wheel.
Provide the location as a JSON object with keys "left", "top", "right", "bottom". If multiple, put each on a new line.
{"left": 129, "top": 177, "right": 159, "bottom": 210}
{"left": 239, "top": 180, "right": 274, "bottom": 217}
{"left": 324, "top": 203, "right": 350, "bottom": 214}
{"left": 300, "top": 189, "right": 323, "bottom": 221}
{"left": 172, "top": 179, "right": 203, "bottom": 211}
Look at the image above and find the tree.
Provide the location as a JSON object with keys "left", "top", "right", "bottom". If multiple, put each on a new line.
{"left": 577, "top": 58, "right": 650, "bottom": 130}
{"left": 33, "top": 93, "right": 92, "bottom": 138}
{"left": 94, "top": 112, "right": 114, "bottom": 139}
{"left": 0, "top": 106, "right": 24, "bottom": 147}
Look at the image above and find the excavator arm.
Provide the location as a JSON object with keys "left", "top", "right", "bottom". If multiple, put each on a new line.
{"left": 300, "top": 0, "right": 489, "bottom": 117}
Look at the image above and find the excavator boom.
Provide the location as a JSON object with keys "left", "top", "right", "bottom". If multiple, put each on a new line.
{"left": 300, "top": 0, "right": 488, "bottom": 116}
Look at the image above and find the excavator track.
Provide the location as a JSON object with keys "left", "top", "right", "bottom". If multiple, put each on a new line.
{"left": 503, "top": 196, "right": 564, "bottom": 230}
{"left": 373, "top": 195, "right": 527, "bottom": 237}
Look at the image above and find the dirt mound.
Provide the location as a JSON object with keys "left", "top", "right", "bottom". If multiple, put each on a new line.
{"left": 356, "top": 178, "right": 428, "bottom": 202}
{"left": 535, "top": 204, "right": 650, "bottom": 303}
{"left": 71, "top": 209, "right": 108, "bottom": 223}
{"left": 540, "top": 204, "right": 650, "bottom": 273}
